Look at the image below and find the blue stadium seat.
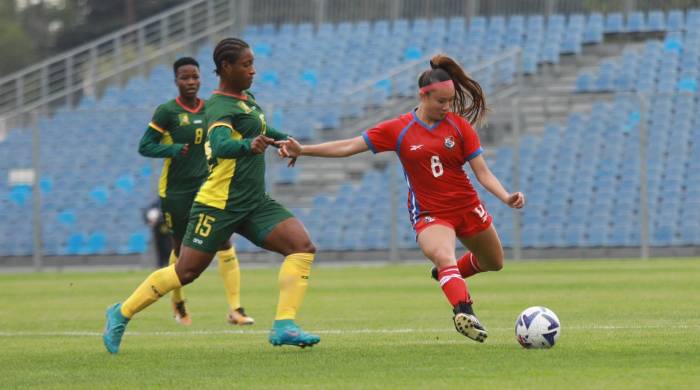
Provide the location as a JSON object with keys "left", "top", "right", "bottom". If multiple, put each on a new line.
{"left": 66, "top": 233, "right": 86, "bottom": 255}
{"left": 667, "top": 10, "right": 685, "bottom": 31}
{"left": 260, "top": 71, "right": 279, "bottom": 87}
{"left": 89, "top": 186, "right": 110, "bottom": 206}
{"left": 403, "top": 46, "right": 422, "bottom": 61}
{"left": 57, "top": 210, "right": 77, "bottom": 227}
{"left": 88, "top": 232, "right": 107, "bottom": 253}
{"left": 39, "top": 177, "right": 53, "bottom": 194}
{"left": 647, "top": 10, "right": 665, "bottom": 31}
{"left": 605, "top": 13, "right": 625, "bottom": 33}
{"left": 300, "top": 69, "right": 318, "bottom": 89}
{"left": 9, "top": 185, "right": 31, "bottom": 206}
{"left": 575, "top": 72, "right": 593, "bottom": 92}
{"left": 115, "top": 175, "right": 135, "bottom": 193}
{"left": 626, "top": 11, "right": 646, "bottom": 32}
{"left": 274, "top": 167, "right": 298, "bottom": 185}
{"left": 125, "top": 231, "right": 148, "bottom": 254}
{"left": 677, "top": 78, "right": 697, "bottom": 93}
{"left": 652, "top": 226, "right": 674, "bottom": 246}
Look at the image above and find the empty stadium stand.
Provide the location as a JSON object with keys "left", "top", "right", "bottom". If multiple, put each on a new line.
{"left": 2, "top": 10, "right": 699, "bottom": 256}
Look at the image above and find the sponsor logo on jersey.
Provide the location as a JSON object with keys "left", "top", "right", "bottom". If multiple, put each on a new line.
{"left": 193, "top": 238, "right": 203, "bottom": 244}
{"left": 410, "top": 144, "right": 424, "bottom": 151}
{"left": 193, "top": 119, "right": 203, "bottom": 124}
{"left": 444, "top": 136, "right": 455, "bottom": 149}
{"left": 424, "top": 216, "right": 435, "bottom": 223}
{"left": 179, "top": 113, "right": 190, "bottom": 126}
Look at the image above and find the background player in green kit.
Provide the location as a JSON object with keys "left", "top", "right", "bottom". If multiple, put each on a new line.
{"left": 137, "top": 57, "right": 254, "bottom": 327}
{"left": 104, "top": 39, "right": 319, "bottom": 353}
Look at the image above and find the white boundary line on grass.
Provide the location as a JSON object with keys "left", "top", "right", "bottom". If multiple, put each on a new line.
{"left": 0, "top": 324, "right": 698, "bottom": 337}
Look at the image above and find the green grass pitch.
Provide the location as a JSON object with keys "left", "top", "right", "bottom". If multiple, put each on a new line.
{"left": 1, "top": 258, "right": 699, "bottom": 389}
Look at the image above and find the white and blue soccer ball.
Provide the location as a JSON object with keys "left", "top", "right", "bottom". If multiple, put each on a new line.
{"left": 515, "top": 306, "right": 561, "bottom": 349}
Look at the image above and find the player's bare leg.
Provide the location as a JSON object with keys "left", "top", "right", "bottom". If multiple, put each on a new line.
{"left": 174, "top": 246, "right": 216, "bottom": 285}
{"left": 458, "top": 225, "right": 504, "bottom": 272}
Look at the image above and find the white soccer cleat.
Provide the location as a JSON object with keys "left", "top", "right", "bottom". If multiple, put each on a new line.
{"left": 172, "top": 301, "right": 192, "bottom": 326}
{"left": 227, "top": 307, "right": 255, "bottom": 325}
{"left": 453, "top": 313, "right": 488, "bottom": 342}
{"left": 453, "top": 301, "right": 488, "bottom": 343}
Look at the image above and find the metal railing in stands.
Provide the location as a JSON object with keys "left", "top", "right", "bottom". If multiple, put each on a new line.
{"left": 0, "top": 0, "right": 239, "bottom": 122}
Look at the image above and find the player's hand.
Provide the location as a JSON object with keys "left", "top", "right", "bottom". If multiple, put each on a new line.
{"left": 276, "top": 137, "right": 302, "bottom": 158}
{"left": 179, "top": 143, "right": 190, "bottom": 156}
{"left": 250, "top": 135, "right": 275, "bottom": 154}
{"left": 506, "top": 192, "right": 525, "bottom": 209}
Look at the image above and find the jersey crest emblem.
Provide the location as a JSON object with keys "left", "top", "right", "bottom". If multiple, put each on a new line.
{"left": 444, "top": 136, "right": 455, "bottom": 149}
{"left": 238, "top": 101, "right": 253, "bottom": 114}
{"left": 178, "top": 113, "right": 190, "bottom": 126}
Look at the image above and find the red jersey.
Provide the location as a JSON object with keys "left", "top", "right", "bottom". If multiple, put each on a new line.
{"left": 362, "top": 110, "right": 483, "bottom": 225}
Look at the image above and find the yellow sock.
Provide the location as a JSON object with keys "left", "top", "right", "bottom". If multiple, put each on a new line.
{"left": 168, "top": 250, "right": 185, "bottom": 303}
{"left": 217, "top": 246, "right": 241, "bottom": 310}
{"left": 121, "top": 264, "right": 182, "bottom": 318}
{"left": 275, "top": 253, "right": 314, "bottom": 320}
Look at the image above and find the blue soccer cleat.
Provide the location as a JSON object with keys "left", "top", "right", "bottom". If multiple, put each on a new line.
{"left": 268, "top": 319, "right": 320, "bottom": 348}
{"left": 103, "top": 303, "right": 130, "bottom": 354}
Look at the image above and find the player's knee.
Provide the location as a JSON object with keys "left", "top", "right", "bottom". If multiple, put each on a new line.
{"left": 277, "top": 239, "right": 315, "bottom": 257}
{"left": 431, "top": 249, "right": 456, "bottom": 268}
{"left": 490, "top": 260, "right": 504, "bottom": 272}
{"left": 294, "top": 240, "right": 316, "bottom": 255}
{"left": 482, "top": 250, "right": 504, "bottom": 271}
{"left": 176, "top": 267, "right": 203, "bottom": 285}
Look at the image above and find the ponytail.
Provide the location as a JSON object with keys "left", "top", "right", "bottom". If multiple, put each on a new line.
{"left": 418, "top": 55, "right": 487, "bottom": 126}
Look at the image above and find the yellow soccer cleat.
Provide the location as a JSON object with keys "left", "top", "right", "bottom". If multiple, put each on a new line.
{"left": 227, "top": 307, "right": 255, "bottom": 325}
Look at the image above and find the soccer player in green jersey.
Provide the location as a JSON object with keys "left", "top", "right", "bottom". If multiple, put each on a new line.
{"left": 104, "top": 39, "right": 319, "bottom": 353}
{"left": 137, "top": 57, "right": 254, "bottom": 327}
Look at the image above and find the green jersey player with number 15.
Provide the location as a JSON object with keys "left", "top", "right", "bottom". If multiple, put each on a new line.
{"left": 104, "top": 39, "right": 319, "bottom": 354}
{"left": 137, "top": 57, "right": 253, "bottom": 327}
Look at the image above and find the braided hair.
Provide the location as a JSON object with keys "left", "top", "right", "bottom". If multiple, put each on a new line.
{"left": 418, "top": 55, "right": 487, "bottom": 126}
{"left": 213, "top": 38, "right": 250, "bottom": 76}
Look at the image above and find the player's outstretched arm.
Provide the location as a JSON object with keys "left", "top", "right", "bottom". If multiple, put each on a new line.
{"left": 277, "top": 136, "right": 369, "bottom": 158}
{"left": 468, "top": 155, "right": 525, "bottom": 209}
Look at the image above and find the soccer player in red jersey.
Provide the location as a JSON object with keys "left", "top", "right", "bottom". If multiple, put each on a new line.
{"left": 277, "top": 54, "right": 524, "bottom": 342}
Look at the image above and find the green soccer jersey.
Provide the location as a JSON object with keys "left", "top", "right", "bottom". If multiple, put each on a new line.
{"left": 195, "top": 90, "right": 288, "bottom": 211}
{"left": 139, "top": 98, "right": 208, "bottom": 196}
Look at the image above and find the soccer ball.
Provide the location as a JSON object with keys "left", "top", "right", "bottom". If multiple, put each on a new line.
{"left": 514, "top": 306, "right": 561, "bottom": 349}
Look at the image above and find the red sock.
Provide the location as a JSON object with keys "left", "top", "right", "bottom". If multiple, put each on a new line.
{"left": 437, "top": 266, "right": 471, "bottom": 306}
{"left": 457, "top": 252, "right": 483, "bottom": 278}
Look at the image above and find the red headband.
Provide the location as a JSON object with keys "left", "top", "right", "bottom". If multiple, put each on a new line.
{"left": 419, "top": 79, "right": 454, "bottom": 94}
